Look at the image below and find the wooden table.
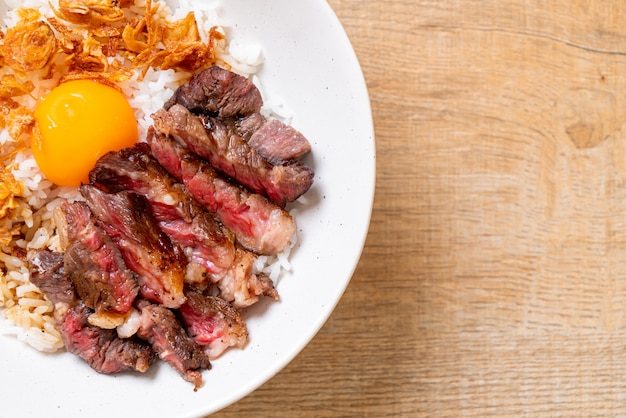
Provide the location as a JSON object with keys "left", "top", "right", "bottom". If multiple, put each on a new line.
{"left": 214, "top": 1, "right": 626, "bottom": 416}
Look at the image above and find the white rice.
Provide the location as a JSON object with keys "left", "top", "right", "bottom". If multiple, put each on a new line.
{"left": 0, "top": 0, "right": 296, "bottom": 352}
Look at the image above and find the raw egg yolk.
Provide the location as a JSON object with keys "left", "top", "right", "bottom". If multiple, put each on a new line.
{"left": 33, "top": 79, "right": 138, "bottom": 186}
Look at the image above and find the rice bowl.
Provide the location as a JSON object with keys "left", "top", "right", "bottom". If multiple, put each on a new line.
{"left": 0, "top": 0, "right": 374, "bottom": 416}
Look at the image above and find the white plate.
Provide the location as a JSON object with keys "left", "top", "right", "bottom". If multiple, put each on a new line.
{"left": 0, "top": 0, "right": 375, "bottom": 416}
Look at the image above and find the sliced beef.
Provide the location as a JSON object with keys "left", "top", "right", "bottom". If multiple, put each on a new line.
{"left": 90, "top": 144, "right": 236, "bottom": 274}
{"left": 80, "top": 185, "right": 187, "bottom": 309}
{"left": 54, "top": 201, "right": 139, "bottom": 315}
{"left": 91, "top": 143, "right": 279, "bottom": 306}
{"left": 58, "top": 303, "right": 155, "bottom": 374}
{"left": 27, "top": 253, "right": 155, "bottom": 374}
{"left": 232, "top": 112, "right": 265, "bottom": 140}
{"left": 247, "top": 118, "right": 311, "bottom": 165}
{"left": 157, "top": 216, "right": 231, "bottom": 276}
{"left": 28, "top": 249, "right": 76, "bottom": 305}
{"left": 152, "top": 104, "right": 314, "bottom": 206}
{"left": 178, "top": 287, "right": 247, "bottom": 359}
{"left": 148, "top": 128, "right": 296, "bottom": 256}
{"left": 165, "top": 65, "right": 263, "bottom": 118}
{"left": 180, "top": 245, "right": 279, "bottom": 308}
{"left": 137, "top": 303, "right": 211, "bottom": 390}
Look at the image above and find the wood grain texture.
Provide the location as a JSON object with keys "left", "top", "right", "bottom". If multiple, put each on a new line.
{"left": 212, "top": 1, "right": 626, "bottom": 416}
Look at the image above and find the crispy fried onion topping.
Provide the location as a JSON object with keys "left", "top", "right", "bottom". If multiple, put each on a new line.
{"left": 0, "top": 73, "right": 36, "bottom": 141}
{"left": 0, "top": 161, "right": 24, "bottom": 244}
{"left": 0, "top": 9, "right": 57, "bottom": 73}
{"left": 0, "top": 0, "right": 224, "bottom": 85}
{"left": 122, "top": 0, "right": 224, "bottom": 78}
{"left": 0, "top": 97, "right": 35, "bottom": 142}
{"left": 53, "top": 0, "right": 128, "bottom": 25}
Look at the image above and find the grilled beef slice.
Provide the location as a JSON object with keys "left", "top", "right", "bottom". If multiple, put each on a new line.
{"left": 27, "top": 249, "right": 156, "bottom": 374}
{"left": 247, "top": 118, "right": 311, "bottom": 165}
{"left": 178, "top": 287, "right": 248, "bottom": 359}
{"left": 232, "top": 112, "right": 265, "bottom": 140}
{"left": 28, "top": 249, "right": 76, "bottom": 305}
{"left": 152, "top": 104, "right": 313, "bottom": 206}
{"left": 215, "top": 110, "right": 311, "bottom": 165}
{"left": 90, "top": 144, "right": 236, "bottom": 274}
{"left": 59, "top": 303, "right": 156, "bottom": 374}
{"left": 137, "top": 303, "right": 211, "bottom": 390}
{"left": 165, "top": 65, "right": 263, "bottom": 118}
{"left": 91, "top": 143, "right": 278, "bottom": 307}
{"left": 54, "top": 201, "right": 139, "bottom": 315}
{"left": 148, "top": 128, "right": 296, "bottom": 256}
{"left": 80, "top": 185, "right": 187, "bottom": 309}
